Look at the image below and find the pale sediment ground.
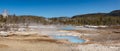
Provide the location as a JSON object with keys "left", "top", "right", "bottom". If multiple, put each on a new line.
{"left": 67, "top": 26, "right": 120, "bottom": 51}
{"left": 77, "top": 44, "right": 120, "bottom": 51}
{"left": 0, "top": 25, "right": 120, "bottom": 51}
{"left": 43, "top": 28, "right": 120, "bottom": 51}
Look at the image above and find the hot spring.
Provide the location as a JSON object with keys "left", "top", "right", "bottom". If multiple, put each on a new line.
{"left": 51, "top": 35, "right": 85, "bottom": 43}
{"left": 38, "top": 25, "right": 86, "bottom": 43}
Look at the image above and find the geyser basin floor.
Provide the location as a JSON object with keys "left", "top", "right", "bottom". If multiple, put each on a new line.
{"left": 51, "top": 35, "right": 85, "bottom": 43}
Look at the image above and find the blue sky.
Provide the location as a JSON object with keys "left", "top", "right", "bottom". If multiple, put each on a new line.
{"left": 0, "top": 0, "right": 120, "bottom": 17}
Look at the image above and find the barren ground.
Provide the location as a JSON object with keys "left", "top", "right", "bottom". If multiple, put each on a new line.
{"left": 0, "top": 34, "right": 76, "bottom": 51}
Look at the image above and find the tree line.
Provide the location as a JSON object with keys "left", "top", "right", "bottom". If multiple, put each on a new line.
{"left": 0, "top": 10, "right": 120, "bottom": 26}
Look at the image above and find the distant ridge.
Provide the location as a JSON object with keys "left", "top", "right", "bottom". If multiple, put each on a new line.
{"left": 108, "top": 10, "right": 120, "bottom": 16}
{"left": 72, "top": 10, "right": 120, "bottom": 18}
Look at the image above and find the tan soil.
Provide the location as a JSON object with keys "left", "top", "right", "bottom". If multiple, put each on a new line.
{"left": 0, "top": 34, "right": 76, "bottom": 51}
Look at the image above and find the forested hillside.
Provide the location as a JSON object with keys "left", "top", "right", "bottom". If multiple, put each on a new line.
{"left": 0, "top": 10, "right": 120, "bottom": 26}
{"left": 49, "top": 10, "right": 120, "bottom": 25}
{"left": 0, "top": 15, "right": 47, "bottom": 25}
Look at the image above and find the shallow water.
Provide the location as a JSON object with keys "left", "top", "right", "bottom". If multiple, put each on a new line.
{"left": 39, "top": 25, "right": 85, "bottom": 43}
{"left": 51, "top": 35, "right": 85, "bottom": 43}
{"left": 61, "top": 25, "right": 75, "bottom": 30}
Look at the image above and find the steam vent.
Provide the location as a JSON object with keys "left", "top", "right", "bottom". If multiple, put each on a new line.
{"left": 2, "top": 9, "right": 8, "bottom": 18}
